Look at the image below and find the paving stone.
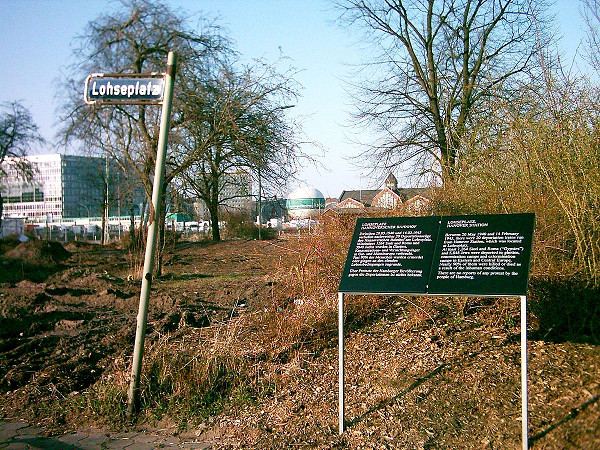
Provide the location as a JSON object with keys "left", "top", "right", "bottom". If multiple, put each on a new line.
{"left": 1, "top": 443, "right": 30, "bottom": 449}
{"left": 115, "top": 432, "right": 139, "bottom": 440}
{"left": 76, "top": 434, "right": 112, "bottom": 448}
{"left": 179, "top": 441, "right": 212, "bottom": 449}
{"left": 0, "top": 421, "right": 213, "bottom": 449}
{"left": 33, "top": 437, "right": 74, "bottom": 449}
{"left": 9, "top": 436, "right": 73, "bottom": 449}
{"left": 57, "top": 432, "right": 85, "bottom": 446}
{"left": 129, "top": 434, "right": 159, "bottom": 445}
{"left": 0, "top": 422, "right": 28, "bottom": 440}
{"left": 13, "top": 426, "right": 45, "bottom": 440}
{"left": 154, "top": 436, "right": 181, "bottom": 447}
{"left": 102, "top": 436, "right": 137, "bottom": 449}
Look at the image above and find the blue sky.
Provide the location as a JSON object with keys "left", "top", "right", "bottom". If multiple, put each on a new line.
{"left": 0, "top": 0, "right": 593, "bottom": 198}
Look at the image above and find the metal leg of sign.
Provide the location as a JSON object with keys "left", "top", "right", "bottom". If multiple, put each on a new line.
{"left": 520, "top": 295, "right": 529, "bottom": 450}
{"left": 338, "top": 292, "right": 345, "bottom": 435}
{"left": 126, "top": 51, "right": 177, "bottom": 417}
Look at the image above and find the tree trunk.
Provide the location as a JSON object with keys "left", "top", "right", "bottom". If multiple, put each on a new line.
{"left": 129, "top": 205, "right": 136, "bottom": 244}
{"left": 438, "top": 130, "right": 459, "bottom": 184}
{"left": 101, "top": 195, "right": 107, "bottom": 245}
{"left": 206, "top": 175, "right": 221, "bottom": 242}
{"left": 440, "top": 149, "right": 457, "bottom": 183}
{"left": 209, "top": 205, "right": 220, "bottom": 241}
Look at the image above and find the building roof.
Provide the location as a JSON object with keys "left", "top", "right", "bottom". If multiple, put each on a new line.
{"left": 337, "top": 197, "right": 366, "bottom": 209}
{"left": 385, "top": 173, "right": 398, "bottom": 189}
{"left": 288, "top": 186, "right": 325, "bottom": 200}
{"left": 338, "top": 187, "right": 431, "bottom": 206}
{"left": 338, "top": 190, "right": 379, "bottom": 206}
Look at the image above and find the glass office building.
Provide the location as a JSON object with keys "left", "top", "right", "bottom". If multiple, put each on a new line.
{"left": 1, "top": 154, "right": 142, "bottom": 221}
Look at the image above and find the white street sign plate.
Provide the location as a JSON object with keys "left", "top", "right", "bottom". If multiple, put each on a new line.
{"left": 84, "top": 74, "right": 165, "bottom": 104}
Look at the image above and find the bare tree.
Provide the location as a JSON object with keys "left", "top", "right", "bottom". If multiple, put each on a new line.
{"left": 176, "top": 61, "right": 303, "bottom": 241}
{"left": 57, "top": 0, "right": 230, "bottom": 271}
{"left": 0, "top": 101, "right": 44, "bottom": 227}
{"left": 336, "top": 0, "right": 550, "bottom": 183}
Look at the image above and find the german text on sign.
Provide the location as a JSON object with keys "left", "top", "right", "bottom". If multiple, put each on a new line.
{"left": 84, "top": 75, "right": 165, "bottom": 104}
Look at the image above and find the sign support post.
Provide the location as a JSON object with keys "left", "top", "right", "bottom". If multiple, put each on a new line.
{"left": 126, "top": 51, "right": 177, "bottom": 416}
{"left": 338, "top": 292, "right": 345, "bottom": 435}
{"left": 338, "top": 295, "right": 530, "bottom": 445}
{"left": 520, "top": 295, "right": 529, "bottom": 450}
{"left": 336, "top": 214, "right": 535, "bottom": 446}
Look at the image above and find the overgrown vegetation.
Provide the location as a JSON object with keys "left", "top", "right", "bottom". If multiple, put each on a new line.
{"left": 427, "top": 72, "right": 600, "bottom": 343}
{"left": 112, "top": 188, "right": 598, "bottom": 431}
{"left": 222, "top": 211, "right": 277, "bottom": 240}
{"left": 433, "top": 76, "right": 600, "bottom": 286}
{"left": 60, "top": 330, "right": 267, "bottom": 431}
{"left": 0, "top": 225, "right": 598, "bottom": 445}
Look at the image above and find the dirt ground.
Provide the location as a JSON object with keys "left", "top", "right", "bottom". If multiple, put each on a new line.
{"left": 0, "top": 236, "right": 598, "bottom": 448}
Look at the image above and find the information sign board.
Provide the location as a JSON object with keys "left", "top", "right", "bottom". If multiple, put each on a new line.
{"left": 337, "top": 212, "right": 535, "bottom": 447}
{"left": 84, "top": 74, "right": 165, "bottom": 105}
{"left": 338, "top": 213, "right": 534, "bottom": 296}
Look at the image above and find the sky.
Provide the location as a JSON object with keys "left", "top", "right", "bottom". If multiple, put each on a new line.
{"left": 0, "top": 0, "right": 593, "bottom": 199}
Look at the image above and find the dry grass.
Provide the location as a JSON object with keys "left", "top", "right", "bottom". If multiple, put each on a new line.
{"left": 2, "top": 229, "right": 598, "bottom": 446}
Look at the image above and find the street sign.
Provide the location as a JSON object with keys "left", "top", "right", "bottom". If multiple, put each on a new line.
{"left": 83, "top": 53, "right": 177, "bottom": 416}
{"left": 84, "top": 74, "right": 165, "bottom": 105}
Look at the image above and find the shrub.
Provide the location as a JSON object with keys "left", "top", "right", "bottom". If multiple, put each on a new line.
{"left": 431, "top": 74, "right": 600, "bottom": 285}
{"left": 223, "top": 211, "right": 277, "bottom": 240}
{"left": 429, "top": 74, "right": 600, "bottom": 342}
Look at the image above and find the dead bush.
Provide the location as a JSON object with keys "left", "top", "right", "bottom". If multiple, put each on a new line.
{"left": 223, "top": 211, "right": 277, "bottom": 240}
{"left": 432, "top": 76, "right": 600, "bottom": 286}
{"left": 430, "top": 74, "right": 600, "bottom": 342}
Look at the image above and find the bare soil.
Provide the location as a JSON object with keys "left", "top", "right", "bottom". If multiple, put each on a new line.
{"left": 0, "top": 236, "right": 598, "bottom": 448}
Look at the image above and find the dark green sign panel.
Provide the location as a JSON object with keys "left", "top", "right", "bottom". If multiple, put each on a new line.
{"left": 339, "top": 216, "right": 439, "bottom": 294}
{"left": 338, "top": 213, "right": 535, "bottom": 296}
{"left": 428, "top": 214, "right": 535, "bottom": 295}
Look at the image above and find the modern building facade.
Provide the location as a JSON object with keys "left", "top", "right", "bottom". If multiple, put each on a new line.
{"left": 1, "top": 154, "right": 144, "bottom": 221}
{"left": 286, "top": 186, "right": 325, "bottom": 219}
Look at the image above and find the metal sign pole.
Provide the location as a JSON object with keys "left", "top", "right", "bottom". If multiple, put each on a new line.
{"left": 338, "top": 292, "right": 531, "bottom": 447}
{"left": 258, "top": 167, "right": 262, "bottom": 239}
{"left": 126, "top": 51, "right": 177, "bottom": 416}
{"left": 520, "top": 295, "right": 529, "bottom": 449}
{"left": 338, "top": 292, "right": 345, "bottom": 435}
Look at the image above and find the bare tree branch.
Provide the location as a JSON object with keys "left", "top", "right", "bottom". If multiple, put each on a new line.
{"left": 336, "top": 0, "right": 551, "bottom": 183}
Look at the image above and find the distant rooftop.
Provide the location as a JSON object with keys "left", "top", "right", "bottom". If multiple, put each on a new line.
{"left": 338, "top": 187, "right": 430, "bottom": 206}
